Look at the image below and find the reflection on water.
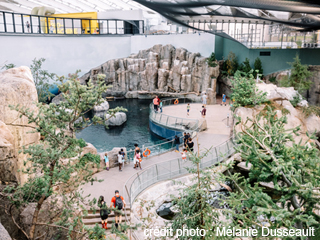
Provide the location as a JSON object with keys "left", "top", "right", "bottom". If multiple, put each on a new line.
{"left": 76, "top": 98, "right": 163, "bottom": 152}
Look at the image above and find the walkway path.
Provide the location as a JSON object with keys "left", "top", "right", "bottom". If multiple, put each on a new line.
{"left": 81, "top": 104, "right": 231, "bottom": 205}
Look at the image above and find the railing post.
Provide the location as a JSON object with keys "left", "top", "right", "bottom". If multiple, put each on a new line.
{"left": 63, "top": 18, "right": 66, "bottom": 34}
{"left": 55, "top": 17, "right": 57, "bottom": 34}
{"left": 72, "top": 19, "right": 74, "bottom": 34}
{"left": 178, "top": 158, "right": 181, "bottom": 174}
{"left": 21, "top": 14, "right": 24, "bottom": 33}
{"left": 30, "top": 15, "right": 33, "bottom": 33}
{"left": 215, "top": 147, "right": 218, "bottom": 161}
{"left": 156, "top": 164, "right": 159, "bottom": 181}
{"left": 12, "top": 13, "right": 15, "bottom": 33}
{"left": 46, "top": 17, "right": 49, "bottom": 34}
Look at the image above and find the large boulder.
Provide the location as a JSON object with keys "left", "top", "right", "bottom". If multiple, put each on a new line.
{"left": 105, "top": 112, "right": 127, "bottom": 126}
{"left": 51, "top": 93, "right": 65, "bottom": 105}
{"left": 205, "top": 88, "right": 216, "bottom": 105}
{"left": 93, "top": 100, "right": 109, "bottom": 112}
{"left": 256, "top": 83, "right": 297, "bottom": 101}
{"left": 106, "top": 147, "right": 127, "bottom": 168}
{"left": 0, "top": 67, "right": 40, "bottom": 184}
{"left": 0, "top": 222, "right": 11, "bottom": 240}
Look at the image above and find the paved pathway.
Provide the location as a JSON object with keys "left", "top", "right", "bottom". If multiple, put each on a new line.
{"left": 81, "top": 104, "right": 231, "bottom": 205}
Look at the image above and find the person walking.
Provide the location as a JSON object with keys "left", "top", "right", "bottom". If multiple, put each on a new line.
{"left": 133, "top": 144, "right": 140, "bottom": 169}
{"left": 153, "top": 96, "right": 159, "bottom": 113}
{"left": 221, "top": 93, "right": 227, "bottom": 106}
{"left": 183, "top": 132, "right": 188, "bottom": 147}
{"left": 174, "top": 135, "right": 180, "bottom": 152}
{"left": 26, "top": 21, "right": 30, "bottom": 33}
{"left": 187, "top": 103, "right": 190, "bottom": 116}
{"left": 120, "top": 148, "right": 125, "bottom": 169}
{"left": 134, "top": 150, "right": 142, "bottom": 170}
{"left": 98, "top": 196, "right": 109, "bottom": 229}
{"left": 159, "top": 100, "right": 163, "bottom": 113}
{"left": 104, "top": 153, "right": 109, "bottom": 171}
{"left": 110, "top": 190, "right": 126, "bottom": 229}
{"left": 187, "top": 138, "right": 194, "bottom": 152}
{"left": 201, "top": 105, "right": 207, "bottom": 118}
{"left": 202, "top": 93, "right": 207, "bottom": 107}
{"left": 181, "top": 148, "right": 187, "bottom": 161}
{"left": 118, "top": 151, "right": 123, "bottom": 171}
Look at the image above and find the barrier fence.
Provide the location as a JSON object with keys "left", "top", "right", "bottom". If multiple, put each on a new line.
{"left": 124, "top": 137, "right": 236, "bottom": 206}
{"left": 0, "top": 10, "right": 144, "bottom": 35}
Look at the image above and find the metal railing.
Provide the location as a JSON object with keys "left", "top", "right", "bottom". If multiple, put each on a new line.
{"left": 149, "top": 98, "right": 202, "bottom": 132}
{"left": 123, "top": 137, "right": 236, "bottom": 206}
{"left": 0, "top": 10, "right": 144, "bottom": 35}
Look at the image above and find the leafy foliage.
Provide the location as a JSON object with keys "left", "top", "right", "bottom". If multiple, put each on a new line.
{"left": 230, "top": 70, "right": 268, "bottom": 110}
{"left": 222, "top": 51, "right": 238, "bottom": 76}
{"left": 4, "top": 72, "right": 126, "bottom": 240}
{"left": 30, "top": 58, "right": 57, "bottom": 103}
{"left": 268, "top": 76, "right": 277, "bottom": 83}
{"left": 253, "top": 57, "right": 263, "bottom": 78}
{"left": 169, "top": 147, "right": 221, "bottom": 239}
{"left": 0, "top": 62, "right": 16, "bottom": 70}
{"left": 238, "top": 58, "right": 252, "bottom": 74}
{"left": 279, "top": 54, "right": 313, "bottom": 93}
{"left": 219, "top": 107, "right": 320, "bottom": 237}
{"left": 290, "top": 94, "right": 302, "bottom": 107}
{"left": 206, "top": 52, "right": 217, "bottom": 67}
{"left": 302, "top": 105, "right": 320, "bottom": 118}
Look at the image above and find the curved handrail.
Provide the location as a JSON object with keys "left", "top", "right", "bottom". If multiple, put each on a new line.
{"left": 149, "top": 97, "right": 203, "bottom": 132}
{"left": 123, "top": 137, "right": 235, "bottom": 239}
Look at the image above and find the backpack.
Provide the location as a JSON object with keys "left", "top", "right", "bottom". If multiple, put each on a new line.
{"left": 115, "top": 196, "right": 123, "bottom": 210}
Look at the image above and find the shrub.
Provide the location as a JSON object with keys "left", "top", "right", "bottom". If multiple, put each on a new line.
{"left": 269, "top": 76, "right": 277, "bottom": 83}
{"left": 290, "top": 94, "right": 301, "bottom": 107}
{"left": 253, "top": 57, "right": 263, "bottom": 78}
{"left": 230, "top": 70, "right": 268, "bottom": 110}
{"left": 238, "top": 58, "right": 252, "bottom": 73}
{"left": 279, "top": 54, "right": 313, "bottom": 93}
{"left": 302, "top": 105, "right": 320, "bottom": 118}
{"left": 224, "top": 51, "right": 238, "bottom": 76}
{"left": 206, "top": 52, "right": 217, "bottom": 67}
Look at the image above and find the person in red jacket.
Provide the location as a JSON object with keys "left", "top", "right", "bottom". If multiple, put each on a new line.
{"left": 110, "top": 190, "right": 126, "bottom": 229}
{"left": 153, "top": 96, "right": 159, "bottom": 112}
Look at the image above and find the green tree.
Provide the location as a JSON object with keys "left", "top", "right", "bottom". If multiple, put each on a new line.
{"left": 296, "top": 40, "right": 302, "bottom": 48}
{"left": 219, "top": 107, "right": 320, "bottom": 238}
{"left": 279, "top": 54, "right": 313, "bottom": 93}
{"left": 30, "top": 58, "right": 56, "bottom": 103}
{"left": 230, "top": 70, "right": 267, "bottom": 110}
{"left": 169, "top": 142, "right": 221, "bottom": 239}
{"left": 253, "top": 57, "right": 263, "bottom": 78}
{"left": 222, "top": 51, "right": 238, "bottom": 76}
{"left": 238, "top": 58, "right": 252, "bottom": 73}
{"left": 206, "top": 52, "right": 217, "bottom": 67}
{"left": 3, "top": 73, "right": 126, "bottom": 240}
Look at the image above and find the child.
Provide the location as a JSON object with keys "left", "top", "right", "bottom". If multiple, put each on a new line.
{"left": 104, "top": 153, "right": 109, "bottom": 171}
{"left": 134, "top": 150, "right": 142, "bottom": 170}
{"left": 201, "top": 105, "right": 206, "bottom": 118}
{"left": 118, "top": 151, "right": 123, "bottom": 172}
{"left": 187, "top": 103, "right": 190, "bottom": 116}
{"left": 222, "top": 93, "right": 227, "bottom": 106}
{"left": 181, "top": 148, "right": 187, "bottom": 161}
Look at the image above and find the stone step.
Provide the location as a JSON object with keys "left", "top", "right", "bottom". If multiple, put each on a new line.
{"left": 87, "top": 207, "right": 131, "bottom": 215}
{"left": 83, "top": 216, "right": 131, "bottom": 226}
{"left": 83, "top": 211, "right": 130, "bottom": 219}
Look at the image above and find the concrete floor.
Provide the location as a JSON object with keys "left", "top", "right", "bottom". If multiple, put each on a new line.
{"left": 81, "top": 104, "right": 231, "bottom": 206}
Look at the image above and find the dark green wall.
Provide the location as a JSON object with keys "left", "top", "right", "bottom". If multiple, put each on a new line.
{"left": 215, "top": 36, "right": 320, "bottom": 75}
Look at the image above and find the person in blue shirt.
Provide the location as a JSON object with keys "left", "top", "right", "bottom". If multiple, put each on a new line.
{"left": 221, "top": 93, "right": 227, "bottom": 106}
{"left": 104, "top": 153, "right": 109, "bottom": 171}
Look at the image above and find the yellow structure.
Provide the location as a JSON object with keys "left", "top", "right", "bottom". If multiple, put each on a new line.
{"left": 41, "top": 12, "right": 99, "bottom": 34}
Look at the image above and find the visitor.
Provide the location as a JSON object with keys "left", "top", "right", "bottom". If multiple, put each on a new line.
{"left": 202, "top": 93, "right": 207, "bottom": 106}
{"left": 187, "top": 103, "right": 190, "bottom": 116}
{"left": 153, "top": 96, "right": 159, "bottom": 112}
{"left": 174, "top": 135, "right": 180, "bottom": 152}
{"left": 118, "top": 151, "right": 123, "bottom": 171}
{"left": 201, "top": 105, "right": 206, "bottom": 118}
{"left": 26, "top": 21, "right": 30, "bottom": 33}
{"left": 98, "top": 196, "right": 109, "bottom": 229}
{"left": 133, "top": 144, "right": 140, "bottom": 169}
{"left": 221, "top": 93, "right": 227, "bottom": 106}
{"left": 183, "top": 132, "right": 188, "bottom": 147}
{"left": 159, "top": 100, "right": 163, "bottom": 113}
{"left": 134, "top": 149, "right": 142, "bottom": 170}
{"left": 104, "top": 153, "right": 109, "bottom": 171}
{"left": 120, "top": 148, "right": 126, "bottom": 169}
{"left": 110, "top": 190, "right": 126, "bottom": 229}
{"left": 181, "top": 148, "right": 187, "bottom": 161}
{"left": 187, "top": 138, "right": 194, "bottom": 152}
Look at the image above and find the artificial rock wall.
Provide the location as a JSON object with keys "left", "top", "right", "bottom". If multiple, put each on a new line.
{"left": 80, "top": 44, "right": 219, "bottom": 99}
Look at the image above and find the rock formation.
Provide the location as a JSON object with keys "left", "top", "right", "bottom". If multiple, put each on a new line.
{"left": 93, "top": 100, "right": 109, "bottom": 112}
{"left": 0, "top": 223, "right": 11, "bottom": 240}
{"left": 234, "top": 83, "right": 320, "bottom": 143}
{"left": 0, "top": 67, "right": 40, "bottom": 184}
{"left": 80, "top": 44, "right": 219, "bottom": 101}
{"left": 105, "top": 112, "right": 127, "bottom": 126}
